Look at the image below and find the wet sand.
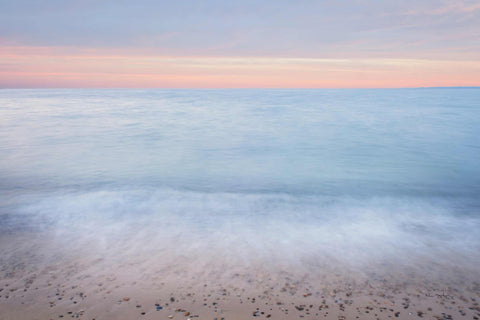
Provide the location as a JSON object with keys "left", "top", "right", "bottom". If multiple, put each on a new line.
{"left": 1, "top": 232, "right": 479, "bottom": 320}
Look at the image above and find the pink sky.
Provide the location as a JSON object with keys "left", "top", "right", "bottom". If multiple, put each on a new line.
{"left": 1, "top": 46, "right": 479, "bottom": 88}
{"left": 1, "top": 1, "right": 479, "bottom": 88}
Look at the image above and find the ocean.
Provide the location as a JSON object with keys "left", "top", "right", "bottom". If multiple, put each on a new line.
{"left": 1, "top": 88, "right": 480, "bottom": 281}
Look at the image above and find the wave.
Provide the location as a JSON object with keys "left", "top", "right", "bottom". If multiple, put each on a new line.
{"left": 3, "top": 188, "right": 479, "bottom": 277}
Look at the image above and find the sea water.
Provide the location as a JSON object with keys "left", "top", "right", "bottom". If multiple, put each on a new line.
{"left": 1, "top": 88, "right": 480, "bottom": 277}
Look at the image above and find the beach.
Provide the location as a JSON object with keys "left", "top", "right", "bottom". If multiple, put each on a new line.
{"left": 1, "top": 230, "right": 480, "bottom": 320}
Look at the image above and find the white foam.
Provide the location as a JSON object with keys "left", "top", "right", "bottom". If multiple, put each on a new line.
{"left": 5, "top": 188, "right": 479, "bottom": 279}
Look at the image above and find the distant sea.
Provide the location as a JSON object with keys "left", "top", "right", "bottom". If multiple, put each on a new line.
{"left": 1, "top": 88, "right": 479, "bottom": 269}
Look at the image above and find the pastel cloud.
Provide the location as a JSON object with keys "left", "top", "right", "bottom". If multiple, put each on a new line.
{"left": 1, "top": 46, "right": 478, "bottom": 88}
{"left": 0, "top": 0, "right": 479, "bottom": 88}
{"left": 405, "top": 0, "right": 480, "bottom": 15}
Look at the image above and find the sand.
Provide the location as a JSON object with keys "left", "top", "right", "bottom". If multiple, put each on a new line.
{"left": 1, "top": 231, "right": 479, "bottom": 320}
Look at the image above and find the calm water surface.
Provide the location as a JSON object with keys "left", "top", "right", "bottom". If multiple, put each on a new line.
{"left": 1, "top": 88, "right": 479, "bottom": 267}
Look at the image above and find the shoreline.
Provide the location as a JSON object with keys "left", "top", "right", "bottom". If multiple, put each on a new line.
{"left": 1, "top": 232, "right": 479, "bottom": 320}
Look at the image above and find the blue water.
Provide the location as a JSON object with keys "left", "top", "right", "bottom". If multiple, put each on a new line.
{"left": 1, "top": 88, "right": 479, "bottom": 269}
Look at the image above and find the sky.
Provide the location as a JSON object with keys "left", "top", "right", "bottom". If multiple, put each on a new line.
{"left": 0, "top": 0, "right": 479, "bottom": 88}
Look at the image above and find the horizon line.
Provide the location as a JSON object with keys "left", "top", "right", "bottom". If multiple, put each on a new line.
{"left": 1, "top": 86, "right": 479, "bottom": 90}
